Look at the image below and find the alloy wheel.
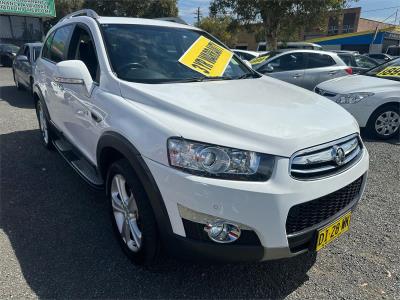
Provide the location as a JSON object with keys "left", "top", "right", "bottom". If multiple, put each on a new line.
{"left": 374, "top": 110, "right": 400, "bottom": 137}
{"left": 111, "top": 174, "right": 142, "bottom": 252}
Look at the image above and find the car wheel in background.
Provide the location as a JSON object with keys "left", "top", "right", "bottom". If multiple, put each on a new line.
{"left": 35, "top": 99, "right": 53, "bottom": 149}
{"left": 107, "top": 159, "right": 160, "bottom": 265}
{"left": 367, "top": 105, "right": 400, "bottom": 140}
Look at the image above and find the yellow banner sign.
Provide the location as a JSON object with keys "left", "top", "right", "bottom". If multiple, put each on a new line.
{"left": 376, "top": 66, "right": 400, "bottom": 78}
{"left": 250, "top": 55, "right": 270, "bottom": 65}
{"left": 179, "top": 36, "right": 233, "bottom": 77}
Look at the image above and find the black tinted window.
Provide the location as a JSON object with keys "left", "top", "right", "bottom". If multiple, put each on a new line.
{"left": 42, "top": 32, "right": 54, "bottom": 60}
{"left": 49, "top": 25, "right": 73, "bottom": 63}
{"left": 338, "top": 54, "right": 352, "bottom": 66}
{"left": 307, "top": 53, "right": 336, "bottom": 68}
{"left": 265, "top": 53, "right": 306, "bottom": 72}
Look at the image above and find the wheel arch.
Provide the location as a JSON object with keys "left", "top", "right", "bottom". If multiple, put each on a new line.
{"left": 97, "top": 131, "right": 173, "bottom": 237}
{"left": 366, "top": 101, "right": 400, "bottom": 126}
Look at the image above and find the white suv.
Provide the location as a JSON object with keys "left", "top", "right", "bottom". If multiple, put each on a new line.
{"left": 34, "top": 10, "right": 369, "bottom": 265}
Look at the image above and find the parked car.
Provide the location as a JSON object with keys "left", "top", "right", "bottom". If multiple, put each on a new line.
{"left": 251, "top": 50, "right": 352, "bottom": 90}
{"left": 257, "top": 42, "right": 322, "bottom": 52}
{"left": 386, "top": 45, "right": 400, "bottom": 57}
{"left": 336, "top": 52, "right": 379, "bottom": 74}
{"left": 365, "top": 53, "right": 393, "bottom": 64}
{"left": 12, "top": 42, "right": 42, "bottom": 93}
{"left": 34, "top": 10, "right": 369, "bottom": 265}
{"left": 232, "top": 49, "right": 260, "bottom": 61}
{"left": 0, "top": 43, "right": 19, "bottom": 67}
{"left": 315, "top": 58, "right": 400, "bottom": 139}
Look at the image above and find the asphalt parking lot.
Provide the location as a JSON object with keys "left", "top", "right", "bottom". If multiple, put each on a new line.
{"left": 0, "top": 66, "right": 399, "bottom": 299}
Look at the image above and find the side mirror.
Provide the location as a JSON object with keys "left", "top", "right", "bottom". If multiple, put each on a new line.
{"left": 243, "top": 60, "right": 253, "bottom": 69}
{"left": 17, "top": 55, "right": 28, "bottom": 62}
{"left": 55, "top": 60, "right": 93, "bottom": 94}
{"left": 265, "top": 64, "right": 274, "bottom": 73}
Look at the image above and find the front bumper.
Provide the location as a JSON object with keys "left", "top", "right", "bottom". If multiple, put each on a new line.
{"left": 144, "top": 148, "right": 369, "bottom": 262}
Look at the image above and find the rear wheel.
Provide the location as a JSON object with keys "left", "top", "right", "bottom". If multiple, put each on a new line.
{"left": 367, "top": 105, "right": 400, "bottom": 140}
{"left": 107, "top": 159, "right": 160, "bottom": 265}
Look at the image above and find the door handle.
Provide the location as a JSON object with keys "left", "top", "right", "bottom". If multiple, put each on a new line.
{"left": 328, "top": 71, "right": 337, "bottom": 75}
{"left": 293, "top": 73, "right": 302, "bottom": 78}
{"left": 90, "top": 111, "right": 102, "bottom": 123}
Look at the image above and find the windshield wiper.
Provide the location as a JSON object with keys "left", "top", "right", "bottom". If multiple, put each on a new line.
{"left": 237, "top": 73, "right": 259, "bottom": 79}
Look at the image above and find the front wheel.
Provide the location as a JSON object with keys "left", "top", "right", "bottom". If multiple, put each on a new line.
{"left": 107, "top": 159, "right": 160, "bottom": 265}
{"left": 367, "top": 105, "right": 400, "bottom": 140}
{"left": 35, "top": 99, "right": 53, "bottom": 149}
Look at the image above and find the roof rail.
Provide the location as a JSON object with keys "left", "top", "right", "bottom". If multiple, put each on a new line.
{"left": 59, "top": 9, "right": 99, "bottom": 23}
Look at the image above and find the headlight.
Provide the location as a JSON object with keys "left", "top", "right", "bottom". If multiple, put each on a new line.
{"left": 336, "top": 92, "right": 374, "bottom": 104}
{"left": 167, "top": 138, "right": 274, "bottom": 181}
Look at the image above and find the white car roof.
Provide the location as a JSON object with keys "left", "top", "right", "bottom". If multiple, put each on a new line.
{"left": 97, "top": 16, "right": 198, "bottom": 31}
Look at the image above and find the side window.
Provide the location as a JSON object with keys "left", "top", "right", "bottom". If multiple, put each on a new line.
{"left": 338, "top": 54, "right": 352, "bottom": 66}
{"left": 264, "top": 53, "right": 306, "bottom": 72}
{"left": 23, "top": 46, "right": 30, "bottom": 61}
{"left": 67, "top": 25, "right": 100, "bottom": 82}
{"left": 42, "top": 32, "right": 55, "bottom": 60}
{"left": 50, "top": 25, "right": 74, "bottom": 63}
{"left": 307, "top": 53, "right": 336, "bottom": 68}
{"left": 354, "top": 56, "right": 378, "bottom": 69}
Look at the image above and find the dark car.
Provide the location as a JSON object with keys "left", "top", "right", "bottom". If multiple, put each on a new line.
{"left": 365, "top": 53, "right": 393, "bottom": 64}
{"left": 0, "top": 43, "right": 20, "bottom": 67}
{"left": 12, "top": 42, "right": 42, "bottom": 93}
{"left": 336, "top": 53, "right": 379, "bottom": 74}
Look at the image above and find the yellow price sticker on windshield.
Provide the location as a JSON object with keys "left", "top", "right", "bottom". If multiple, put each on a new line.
{"left": 179, "top": 36, "right": 233, "bottom": 77}
{"left": 250, "top": 55, "right": 270, "bottom": 65}
{"left": 376, "top": 66, "right": 400, "bottom": 78}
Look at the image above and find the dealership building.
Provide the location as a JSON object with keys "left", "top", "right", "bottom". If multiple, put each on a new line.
{"left": 0, "top": 0, "right": 55, "bottom": 46}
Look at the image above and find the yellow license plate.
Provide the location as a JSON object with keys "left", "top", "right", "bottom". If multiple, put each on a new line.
{"left": 316, "top": 211, "right": 351, "bottom": 251}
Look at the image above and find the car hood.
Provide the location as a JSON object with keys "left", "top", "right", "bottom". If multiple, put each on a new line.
{"left": 317, "top": 75, "right": 400, "bottom": 94}
{"left": 119, "top": 76, "right": 359, "bottom": 157}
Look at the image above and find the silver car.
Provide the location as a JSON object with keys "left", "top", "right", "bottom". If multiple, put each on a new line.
{"left": 252, "top": 50, "right": 352, "bottom": 90}
{"left": 12, "top": 42, "right": 42, "bottom": 94}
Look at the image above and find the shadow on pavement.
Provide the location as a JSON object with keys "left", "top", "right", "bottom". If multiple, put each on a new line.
{"left": 0, "top": 129, "right": 316, "bottom": 299}
{"left": 0, "top": 85, "right": 34, "bottom": 109}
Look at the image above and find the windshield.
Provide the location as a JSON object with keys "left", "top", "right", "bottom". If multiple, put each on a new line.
{"left": 365, "top": 58, "right": 400, "bottom": 81}
{"left": 1, "top": 44, "right": 19, "bottom": 53}
{"left": 250, "top": 51, "right": 281, "bottom": 67}
{"left": 101, "top": 24, "right": 257, "bottom": 83}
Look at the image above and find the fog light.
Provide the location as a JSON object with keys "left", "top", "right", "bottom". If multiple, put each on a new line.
{"left": 204, "top": 220, "right": 241, "bottom": 243}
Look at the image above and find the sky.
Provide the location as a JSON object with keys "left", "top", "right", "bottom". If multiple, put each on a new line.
{"left": 178, "top": 0, "right": 400, "bottom": 25}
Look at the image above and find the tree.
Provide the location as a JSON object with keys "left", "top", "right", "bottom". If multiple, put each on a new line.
{"left": 210, "top": 0, "right": 357, "bottom": 50}
{"left": 197, "top": 16, "right": 238, "bottom": 46}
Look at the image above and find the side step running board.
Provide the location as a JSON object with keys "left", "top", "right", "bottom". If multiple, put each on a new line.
{"left": 53, "top": 138, "right": 104, "bottom": 188}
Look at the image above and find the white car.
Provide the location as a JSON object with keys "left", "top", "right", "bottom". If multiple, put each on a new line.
{"left": 316, "top": 58, "right": 400, "bottom": 139}
{"left": 33, "top": 10, "right": 369, "bottom": 265}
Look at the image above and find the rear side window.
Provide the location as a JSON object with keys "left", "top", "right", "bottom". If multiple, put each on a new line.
{"left": 50, "top": 25, "right": 73, "bottom": 63}
{"left": 338, "top": 54, "right": 352, "bottom": 66}
{"left": 265, "top": 53, "right": 306, "bottom": 72}
{"left": 307, "top": 53, "right": 336, "bottom": 68}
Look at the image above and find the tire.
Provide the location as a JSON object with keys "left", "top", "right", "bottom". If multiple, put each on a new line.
{"left": 13, "top": 70, "right": 23, "bottom": 90}
{"left": 107, "top": 158, "right": 160, "bottom": 265}
{"left": 35, "top": 99, "right": 53, "bottom": 149}
{"left": 367, "top": 105, "right": 400, "bottom": 140}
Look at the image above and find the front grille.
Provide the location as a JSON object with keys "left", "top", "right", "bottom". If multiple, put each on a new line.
{"left": 290, "top": 134, "right": 363, "bottom": 180}
{"left": 315, "top": 87, "right": 337, "bottom": 98}
{"left": 286, "top": 176, "right": 363, "bottom": 235}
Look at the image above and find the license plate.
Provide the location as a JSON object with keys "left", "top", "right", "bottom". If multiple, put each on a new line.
{"left": 316, "top": 211, "right": 351, "bottom": 251}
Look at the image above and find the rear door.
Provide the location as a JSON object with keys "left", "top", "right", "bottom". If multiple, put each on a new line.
{"left": 303, "top": 53, "right": 342, "bottom": 90}
{"left": 259, "top": 52, "right": 306, "bottom": 87}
